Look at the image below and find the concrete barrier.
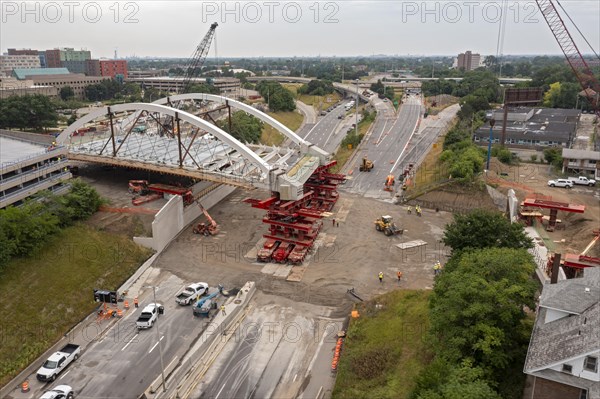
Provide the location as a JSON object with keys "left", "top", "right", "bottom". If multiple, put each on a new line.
{"left": 142, "top": 282, "right": 257, "bottom": 399}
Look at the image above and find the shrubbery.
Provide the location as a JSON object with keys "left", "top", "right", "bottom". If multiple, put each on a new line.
{"left": 0, "top": 180, "right": 103, "bottom": 271}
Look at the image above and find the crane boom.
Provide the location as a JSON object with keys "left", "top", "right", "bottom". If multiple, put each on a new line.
{"left": 535, "top": 0, "right": 600, "bottom": 117}
{"left": 180, "top": 22, "right": 218, "bottom": 94}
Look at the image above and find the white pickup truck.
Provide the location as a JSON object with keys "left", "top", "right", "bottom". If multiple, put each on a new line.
{"left": 136, "top": 303, "right": 164, "bottom": 329}
{"left": 175, "top": 282, "right": 208, "bottom": 305}
{"left": 36, "top": 344, "right": 80, "bottom": 382}
{"left": 568, "top": 176, "right": 596, "bottom": 186}
{"left": 40, "top": 385, "right": 74, "bottom": 399}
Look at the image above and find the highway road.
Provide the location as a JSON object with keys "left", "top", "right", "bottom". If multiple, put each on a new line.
{"left": 195, "top": 293, "right": 342, "bottom": 399}
{"left": 342, "top": 95, "right": 423, "bottom": 199}
{"left": 36, "top": 276, "right": 213, "bottom": 399}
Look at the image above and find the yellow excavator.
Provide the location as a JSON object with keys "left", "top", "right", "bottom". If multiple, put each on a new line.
{"left": 374, "top": 215, "right": 403, "bottom": 236}
{"left": 359, "top": 157, "right": 374, "bottom": 172}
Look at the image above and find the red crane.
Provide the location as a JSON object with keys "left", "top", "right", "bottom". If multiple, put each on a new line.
{"left": 535, "top": 0, "right": 600, "bottom": 117}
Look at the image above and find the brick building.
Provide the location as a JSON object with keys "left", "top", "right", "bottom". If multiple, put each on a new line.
{"left": 99, "top": 60, "right": 128, "bottom": 79}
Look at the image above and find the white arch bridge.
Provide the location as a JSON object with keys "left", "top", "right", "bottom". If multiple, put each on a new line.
{"left": 57, "top": 94, "right": 330, "bottom": 200}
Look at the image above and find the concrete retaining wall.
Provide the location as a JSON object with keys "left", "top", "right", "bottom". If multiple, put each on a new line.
{"left": 134, "top": 184, "right": 237, "bottom": 252}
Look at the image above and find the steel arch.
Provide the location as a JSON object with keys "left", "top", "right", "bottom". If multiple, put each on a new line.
{"left": 56, "top": 103, "right": 272, "bottom": 176}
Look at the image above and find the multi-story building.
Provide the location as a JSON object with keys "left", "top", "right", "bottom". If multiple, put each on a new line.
{"left": 28, "top": 73, "right": 110, "bottom": 99}
{"left": 99, "top": 60, "right": 128, "bottom": 79}
{"left": 524, "top": 267, "right": 599, "bottom": 399}
{"left": 125, "top": 76, "right": 240, "bottom": 95}
{"left": 0, "top": 132, "right": 71, "bottom": 209}
{"left": 43, "top": 48, "right": 91, "bottom": 73}
{"left": 7, "top": 48, "right": 39, "bottom": 56}
{"left": 456, "top": 51, "right": 481, "bottom": 71}
{"left": 85, "top": 59, "right": 101, "bottom": 76}
{"left": 0, "top": 55, "right": 41, "bottom": 76}
{"left": 0, "top": 77, "right": 58, "bottom": 99}
{"left": 562, "top": 148, "right": 600, "bottom": 179}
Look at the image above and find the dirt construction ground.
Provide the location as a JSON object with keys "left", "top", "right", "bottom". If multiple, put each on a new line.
{"left": 154, "top": 190, "right": 453, "bottom": 309}
{"left": 486, "top": 159, "right": 600, "bottom": 258}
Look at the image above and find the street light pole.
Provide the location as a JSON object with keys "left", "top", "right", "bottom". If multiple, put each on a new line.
{"left": 355, "top": 80, "right": 359, "bottom": 137}
{"left": 150, "top": 286, "right": 167, "bottom": 393}
{"left": 486, "top": 118, "right": 496, "bottom": 171}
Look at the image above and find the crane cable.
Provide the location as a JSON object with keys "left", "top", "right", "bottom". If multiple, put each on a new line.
{"left": 555, "top": 0, "right": 600, "bottom": 61}
{"left": 494, "top": 0, "right": 509, "bottom": 79}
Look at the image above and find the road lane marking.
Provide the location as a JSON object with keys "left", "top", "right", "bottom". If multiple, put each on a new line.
{"left": 149, "top": 335, "right": 164, "bottom": 353}
{"left": 59, "top": 370, "right": 70, "bottom": 380}
{"left": 121, "top": 333, "right": 138, "bottom": 351}
{"left": 215, "top": 381, "right": 228, "bottom": 399}
{"left": 390, "top": 114, "right": 421, "bottom": 174}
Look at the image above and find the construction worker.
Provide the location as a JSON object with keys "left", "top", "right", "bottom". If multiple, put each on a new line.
{"left": 332, "top": 218, "right": 336, "bottom": 227}
{"left": 416, "top": 205, "right": 422, "bottom": 217}
{"left": 378, "top": 271, "right": 384, "bottom": 284}
{"left": 406, "top": 205, "right": 412, "bottom": 214}
{"left": 397, "top": 271, "right": 403, "bottom": 283}
{"left": 134, "top": 297, "right": 139, "bottom": 308}
{"left": 220, "top": 305, "right": 226, "bottom": 315}
{"left": 433, "top": 261, "right": 440, "bottom": 276}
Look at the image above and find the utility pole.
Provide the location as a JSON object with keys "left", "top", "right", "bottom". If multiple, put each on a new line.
{"left": 486, "top": 118, "right": 496, "bottom": 171}
{"left": 147, "top": 286, "right": 166, "bottom": 393}
{"left": 355, "top": 79, "right": 359, "bottom": 137}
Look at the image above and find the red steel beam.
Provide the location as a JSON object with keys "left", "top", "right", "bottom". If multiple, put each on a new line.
{"left": 522, "top": 198, "right": 585, "bottom": 213}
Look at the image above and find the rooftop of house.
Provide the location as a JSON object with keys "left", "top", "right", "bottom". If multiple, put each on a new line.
{"left": 524, "top": 268, "right": 600, "bottom": 387}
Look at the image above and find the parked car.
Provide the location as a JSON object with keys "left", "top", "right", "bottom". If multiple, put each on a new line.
{"left": 175, "top": 282, "right": 208, "bottom": 305}
{"left": 40, "top": 385, "right": 74, "bottom": 399}
{"left": 547, "top": 179, "right": 574, "bottom": 188}
{"left": 36, "top": 344, "right": 80, "bottom": 382}
{"left": 567, "top": 176, "right": 596, "bottom": 186}
{"left": 136, "top": 303, "right": 164, "bottom": 329}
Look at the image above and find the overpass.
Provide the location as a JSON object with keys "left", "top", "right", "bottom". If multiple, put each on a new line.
{"left": 56, "top": 97, "right": 333, "bottom": 200}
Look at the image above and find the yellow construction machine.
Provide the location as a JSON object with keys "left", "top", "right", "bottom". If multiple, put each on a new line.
{"left": 374, "top": 215, "right": 403, "bottom": 236}
{"left": 359, "top": 157, "right": 374, "bottom": 172}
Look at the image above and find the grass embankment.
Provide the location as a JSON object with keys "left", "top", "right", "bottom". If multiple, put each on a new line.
{"left": 331, "top": 109, "right": 376, "bottom": 173}
{"left": 406, "top": 133, "right": 447, "bottom": 195}
{"left": 260, "top": 111, "right": 304, "bottom": 146}
{"left": 333, "top": 290, "right": 430, "bottom": 399}
{"left": 283, "top": 82, "right": 343, "bottom": 111}
{"left": 0, "top": 225, "right": 152, "bottom": 386}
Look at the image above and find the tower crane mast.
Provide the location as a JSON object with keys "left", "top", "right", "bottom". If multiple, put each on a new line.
{"left": 535, "top": 0, "right": 600, "bottom": 117}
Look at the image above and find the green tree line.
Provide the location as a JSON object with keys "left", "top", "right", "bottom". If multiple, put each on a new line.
{"left": 412, "top": 209, "right": 536, "bottom": 399}
{"left": 0, "top": 180, "right": 103, "bottom": 271}
{"left": 255, "top": 81, "right": 296, "bottom": 112}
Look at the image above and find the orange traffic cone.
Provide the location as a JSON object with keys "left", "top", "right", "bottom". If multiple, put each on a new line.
{"left": 117, "top": 309, "right": 123, "bottom": 318}
{"left": 21, "top": 380, "right": 30, "bottom": 393}
{"left": 124, "top": 300, "right": 129, "bottom": 310}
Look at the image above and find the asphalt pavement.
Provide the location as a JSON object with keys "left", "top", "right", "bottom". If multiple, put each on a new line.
{"left": 34, "top": 275, "right": 213, "bottom": 399}
{"left": 343, "top": 95, "right": 423, "bottom": 199}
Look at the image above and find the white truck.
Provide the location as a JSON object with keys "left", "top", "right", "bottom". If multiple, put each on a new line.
{"left": 36, "top": 344, "right": 80, "bottom": 382}
{"left": 175, "top": 282, "right": 208, "bottom": 305}
{"left": 567, "top": 176, "right": 596, "bottom": 186}
{"left": 136, "top": 303, "right": 164, "bottom": 329}
{"left": 40, "top": 385, "right": 74, "bottom": 399}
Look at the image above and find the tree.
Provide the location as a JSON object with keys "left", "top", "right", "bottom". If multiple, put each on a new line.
{"left": 415, "top": 360, "right": 502, "bottom": 399}
{"left": 217, "top": 111, "right": 263, "bottom": 143}
{"left": 255, "top": 81, "right": 295, "bottom": 112}
{"left": 443, "top": 209, "right": 533, "bottom": 252}
{"left": 543, "top": 147, "right": 562, "bottom": 166}
{"left": 60, "top": 86, "right": 74, "bottom": 101}
{"left": 186, "top": 83, "right": 220, "bottom": 94}
{"left": 429, "top": 248, "right": 537, "bottom": 375}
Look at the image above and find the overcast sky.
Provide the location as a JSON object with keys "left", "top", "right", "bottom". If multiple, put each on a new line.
{"left": 1, "top": 1, "right": 599, "bottom": 58}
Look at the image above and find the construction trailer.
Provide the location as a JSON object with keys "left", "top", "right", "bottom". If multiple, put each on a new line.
{"left": 245, "top": 160, "right": 345, "bottom": 264}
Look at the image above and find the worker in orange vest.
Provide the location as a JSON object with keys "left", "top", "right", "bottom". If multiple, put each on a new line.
{"left": 397, "top": 271, "right": 403, "bottom": 283}
{"left": 134, "top": 297, "right": 139, "bottom": 308}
